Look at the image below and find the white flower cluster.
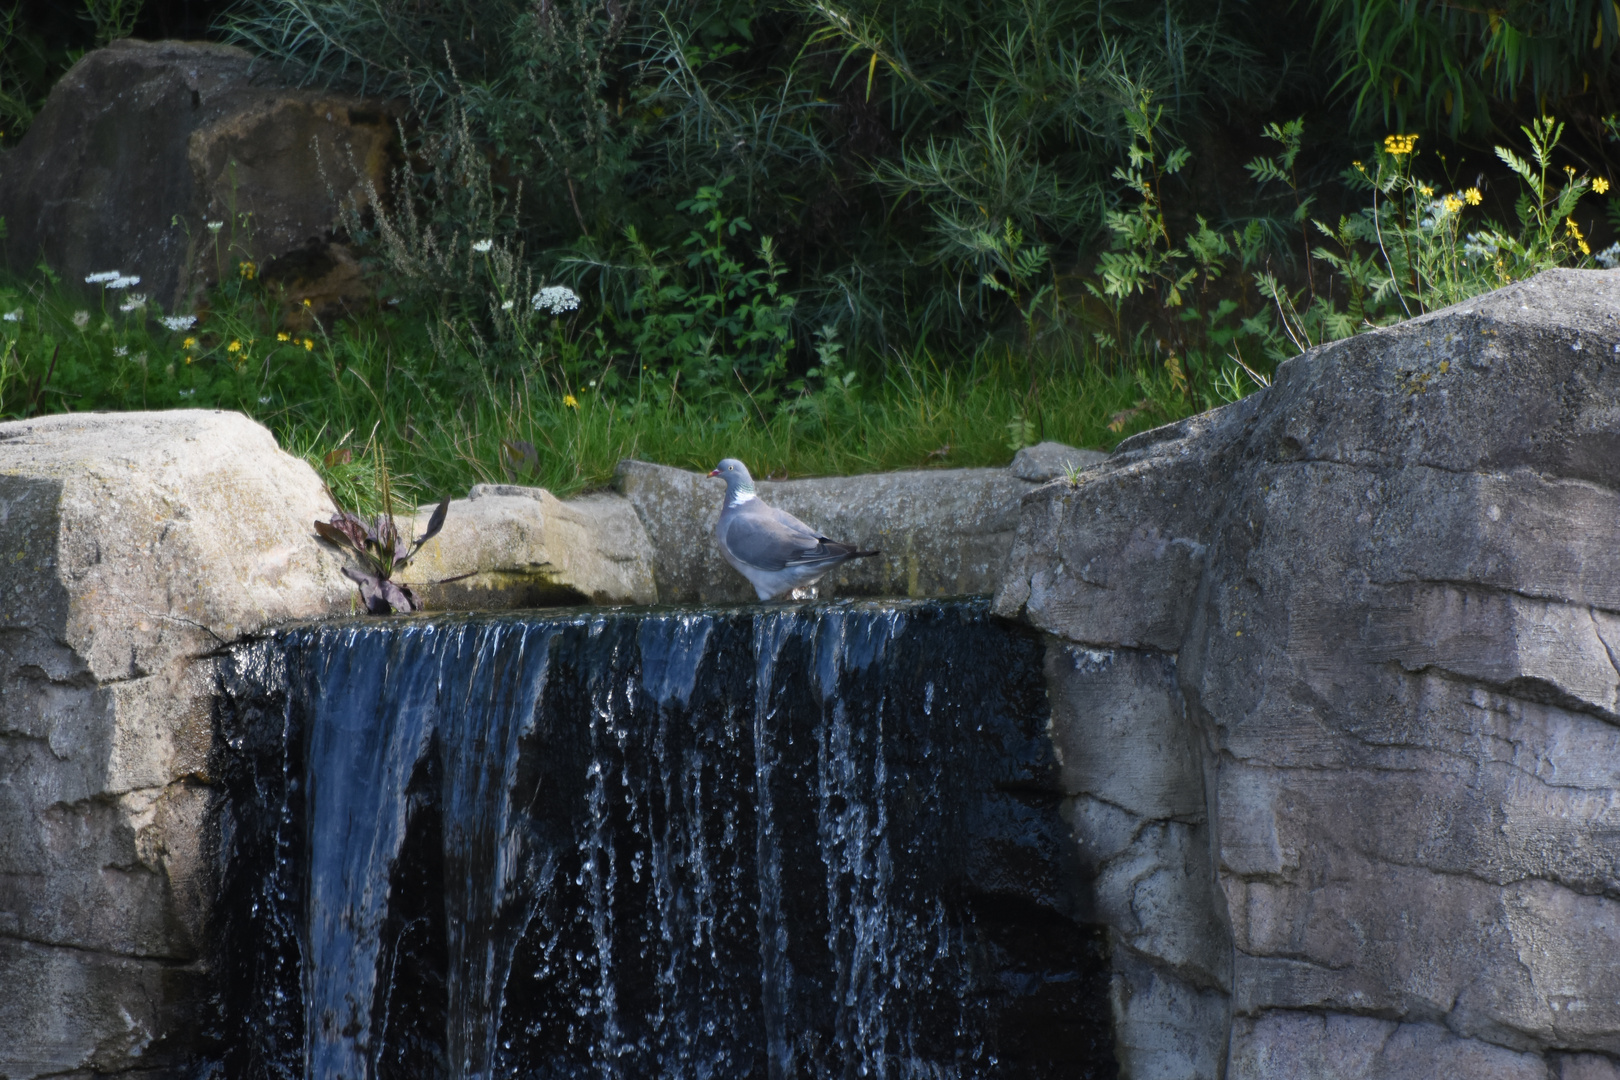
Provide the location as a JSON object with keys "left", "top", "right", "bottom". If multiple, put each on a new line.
{"left": 2, "top": 309, "right": 22, "bottom": 322}
{"left": 1596, "top": 243, "right": 1620, "bottom": 270}
{"left": 72, "top": 310, "right": 90, "bottom": 329}
{"left": 532, "top": 285, "right": 580, "bottom": 314}
{"left": 118, "top": 294, "right": 148, "bottom": 313}
{"left": 471, "top": 239, "right": 494, "bottom": 253}
{"left": 86, "top": 270, "right": 141, "bottom": 289}
{"left": 160, "top": 314, "right": 198, "bottom": 331}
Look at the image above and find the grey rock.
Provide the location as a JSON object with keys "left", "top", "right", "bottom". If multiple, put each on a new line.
{"left": 0, "top": 39, "right": 395, "bottom": 310}
{"left": 407, "top": 489, "right": 657, "bottom": 608}
{"left": 997, "top": 269, "right": 1620, "bottom": 1075}
{"left": 1562, "top": 1055, "right": 1620, "bottom": 1080}
{"left": 0, "top": 410, "right": 352, "bottom": 1077}
{"left": 1009, "top": 440, "right": 1109, "bottom": 482}
{"left": 1229, "top": 1013, "right": 1549, "bottom": 1079}
{"left": 1109, "top": 949, "right": 1231, "bottom": 1080}
{"left": 615, "top": 460, "right": 1039, "bottom": 602}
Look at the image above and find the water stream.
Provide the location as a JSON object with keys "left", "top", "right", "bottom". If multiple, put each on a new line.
{"left": 210, "top": 598, "right": 1114, "bottom": 1079}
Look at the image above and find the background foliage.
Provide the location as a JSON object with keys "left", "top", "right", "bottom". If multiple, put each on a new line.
{"left": 1, "top": 0, "right": 1618, "bottom": 501}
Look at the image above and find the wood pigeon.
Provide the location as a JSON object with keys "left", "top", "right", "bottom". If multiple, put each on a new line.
{"left": 709, "top": 458, "right": 880, "bottom": 600}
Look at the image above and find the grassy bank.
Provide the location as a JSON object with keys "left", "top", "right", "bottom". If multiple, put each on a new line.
{"left": 0, "top": 273, "right": 1195, "bottom": 508}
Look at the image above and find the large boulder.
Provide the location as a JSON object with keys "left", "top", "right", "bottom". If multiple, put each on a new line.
{"left": 0, "top": 39, "right": 394, "bottom": 311}
{"left": 0, "top": 410, "right": 352, "bottom": 1077}
{"left": 615, "top": 459, "right": 1042, "bottom": 602}
{"left": 996, "top": 268, "right": 1620, "bottom": 1077}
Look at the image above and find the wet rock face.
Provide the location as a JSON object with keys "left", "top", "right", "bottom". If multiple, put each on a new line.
{"left": 996, "top": 268, "right": 1620, "bottom": 1077}
{"left": 0, "top": 39, "right": 395, "bottom": 310}
{"left": 212, "top": 600, "right": 1117, "bottom": 1078}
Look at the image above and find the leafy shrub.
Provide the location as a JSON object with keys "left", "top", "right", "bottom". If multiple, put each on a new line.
{"left": 227, "top": 0, "right": 1268, "bottom": 358}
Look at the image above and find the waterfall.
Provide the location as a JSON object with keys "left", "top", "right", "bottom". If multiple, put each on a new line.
{"left": 211, "top": 599, "right": 1115, "bottom": 1079}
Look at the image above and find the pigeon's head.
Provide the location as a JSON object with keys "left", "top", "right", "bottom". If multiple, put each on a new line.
{"left": 707, "top": 458, "right": 757, "bottom": 502}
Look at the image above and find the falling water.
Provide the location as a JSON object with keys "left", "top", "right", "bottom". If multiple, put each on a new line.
{"left": 210, "top": 599, "right": 1115, "bottom": 1079}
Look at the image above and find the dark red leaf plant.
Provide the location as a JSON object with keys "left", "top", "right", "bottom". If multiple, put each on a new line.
{"left": 313, "top": 444, "right": 450, "bottom": 614}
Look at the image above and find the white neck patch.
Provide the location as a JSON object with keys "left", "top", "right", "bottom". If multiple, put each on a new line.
{"left": 729, "top": 490, "right": 758, "bottom": 506}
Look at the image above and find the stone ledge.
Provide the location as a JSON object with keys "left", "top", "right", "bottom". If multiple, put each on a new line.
{"left": 614, "top": 459, "right": 1046, "bottom": 603}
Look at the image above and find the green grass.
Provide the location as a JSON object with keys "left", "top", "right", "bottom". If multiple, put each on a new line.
{"left": 0, "top": 271, "right": 1197, "bottom": 510}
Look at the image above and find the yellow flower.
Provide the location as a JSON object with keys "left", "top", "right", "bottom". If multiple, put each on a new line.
{"left": 302, "top": 298, "right": 312, "bottom": 307}
{"left": 563, "top": 394, "right": 580, "bottom": 409}
{"left": 238, "top": 261, "right": 256, "bottom": 280}
{"left": 276, "top": 332, "right": 290, "bottom": 342}
{"left": 1581, "top": 240, "right": 1592, "bottom": 255}
{"left": 303, "top": 338, "right": 314, "bottom": 351}
{"left": 1443, "top": 194, "right": 1463, "bottom": 213}
{"left": 1383, "top": 133, "right": 1418, "bottom": 156}
{"left": 1465, "top": 187, "right": 1483, "bottom": 205}
{"left": 1352, "top": 160, "right": 1365, "bottom": 172}
{"left": 1596, "top": 177, "right": 1611, "bottom": 194}
{"left": 182, "top": 336, "right": 196, "bottom": 349}
{"left": 227, "top": 339, "right": 241, "bottom": 353}
{"left": 1568, "top": 217, "right": 1585, "bottom": 239}
{"left": 1419, "top": 184, "right": 1435, "bottom": 197}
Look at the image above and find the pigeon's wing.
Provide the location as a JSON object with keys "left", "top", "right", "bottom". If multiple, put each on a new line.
{"left": 766, "top": 503, "right": 833, "bottom": 541}
{"left": 722, "top": 505, "right": 841, "bottom": 571}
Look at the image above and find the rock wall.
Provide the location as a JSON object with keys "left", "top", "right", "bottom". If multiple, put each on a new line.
{"left": 996, "top": 268, "right": 1620, "bottom": 1078}
{"left": 0, "top": 410, "right": 1068, "bottom": 1076}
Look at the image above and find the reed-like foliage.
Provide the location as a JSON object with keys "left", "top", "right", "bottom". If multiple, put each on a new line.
{"left": 1314, "top": 0, "right": 1620, "bottom": 139}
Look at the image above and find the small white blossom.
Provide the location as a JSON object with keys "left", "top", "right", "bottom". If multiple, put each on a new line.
{"left": 85, "top": 270, "right": 120, "bottom": 284}
{"left": 160, "top": 314, "right": 197, "bottom": 331}
{"left": 501, "top": 299, "right": 514, "bottom": 311}
{"left": 1597, "top": 243, "right": 1620, "bottom": 270}
{"left": 532, "top": 285, "right": 581, "bottom": 314}
{"left": 107, "top": 275, "right": 141, "bottom": 290}
{"left": 207, "top": 221, "right": 224, "bottom": 233}
{"left": 72, "top": 310, "right": 90, "bottom": 328}
{"left": 258, "top": 395, "right": 272, "bottom": 404}
{"left": 471, "top": 239, "right": 494, "bottom": 253}
{"left": 178, "top": 388, "right": 196, "bottom": 397}
{"left": 132, "top": 351, "right": 147, "bottom": 367}
{"left": 113, "top": 346, "right": 128, "bottom": 357}
{"left": 2, "top": 309, "right": 20, "bottom": 322}
{"left": 118, "top": 293, "right": 148, "bottom": 312}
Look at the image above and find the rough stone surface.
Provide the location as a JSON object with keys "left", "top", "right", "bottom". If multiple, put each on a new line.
{"left": 1010, "top": 440, "right": 1110, "bottom": 482}
{"left": 406, "top": 484, "right": 657, "bottom": 608}
{"left": 996, "top": 269, "right": 1620, "bottom": 1077}
{"left": 614, "top": 459, "right": 1039, "bottom": 602}
{"left": 0, "top": 410, "right": 352, "bottom": 1077}
{"left": 0, "top": 39, "right": 394, "bottom": 311}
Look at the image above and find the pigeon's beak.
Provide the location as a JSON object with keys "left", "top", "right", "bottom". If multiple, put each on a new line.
{"left": 707, "top": 469, "right": 720, "bottom": 477}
